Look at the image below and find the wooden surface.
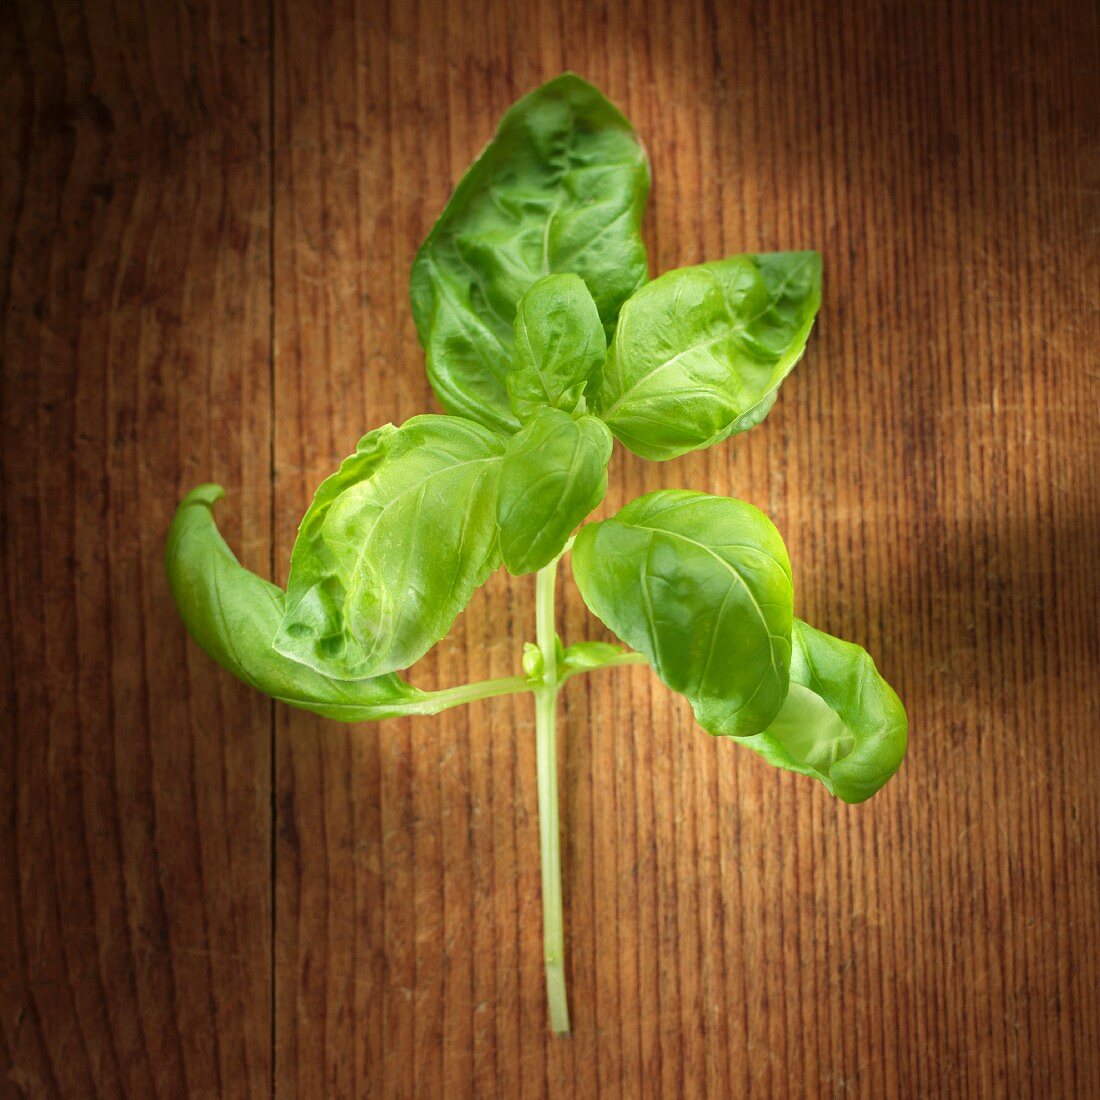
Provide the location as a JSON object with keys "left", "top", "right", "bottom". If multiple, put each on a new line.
{"left": 3, "top": 0, "right": 1098, "bottom": 1095}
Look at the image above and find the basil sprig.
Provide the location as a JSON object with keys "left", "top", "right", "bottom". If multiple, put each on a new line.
{"left": 167, "top": 74, "right": 907, "bottom": 1036}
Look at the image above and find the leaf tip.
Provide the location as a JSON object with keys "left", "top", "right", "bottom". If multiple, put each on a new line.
{"left": 179, "top": 483, "right": 226, "bottom": 510}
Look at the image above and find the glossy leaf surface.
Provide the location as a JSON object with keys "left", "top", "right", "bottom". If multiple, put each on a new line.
{"left": 739, "top": 620, "right": 909, "bottom": 802}
{"left": 507, "top": 274, "right": 607, "bottom": 421}
{"left": 411, "top": 73, "right": 650, "bottom": 432}
{"left": 572, "top": 490, "right": 794, "bottom": 735}
{"left": 497, "top": 407, "right": 613, "bottom": 574}
{"left": 275, "top": 415, "right": 504, "bottom": 678}
{"left": 597, "top": 251, "right": 822, "bottom": 460}
{"left": 166, "top": 485, "right": 444, "bottom": 721}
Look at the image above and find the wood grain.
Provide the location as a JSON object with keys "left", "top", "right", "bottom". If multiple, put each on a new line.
{"left": 1, "top": 0, "right": 273, "bottom": 1095}
{"left": 3, "top": 0, "right": 1099, "bottom": 1095}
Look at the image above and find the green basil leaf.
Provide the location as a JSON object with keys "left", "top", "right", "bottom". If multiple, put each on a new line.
{"left": 497, "top": 407, "right": 613, "bottom": 575}
{"left": 275, "top": 415, "right": 504, "bottom": 678}
{"left": 165, "top": 485, "right": 446, "bottom": 721}
{"left": 597, "top": 251, "right": 822, "bottom": 460}
{"left": 507, "top": 274, "right": 607, "bottom": 421}
{"left": 410, "top": 73, "right": 650, "bottom": 433}
{"left": 571, "top": 490, "right": 793, "bottom": 735}
{"left": 739, "top": 620, "right": 908, "bottom": 802}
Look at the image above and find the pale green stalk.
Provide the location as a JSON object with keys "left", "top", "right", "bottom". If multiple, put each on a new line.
{"left": 418, "top": 675, "right": 532, "bottom": 710}
{"left": 535, "top": 557, "right": 570, "bottom": 1034}
{"left": 423, "top": 560, "right": 647, "bottom": 1034}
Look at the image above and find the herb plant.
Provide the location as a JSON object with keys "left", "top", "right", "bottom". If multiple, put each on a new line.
{"left": 167, "top": 74, "right": 908, "bottom": 1035}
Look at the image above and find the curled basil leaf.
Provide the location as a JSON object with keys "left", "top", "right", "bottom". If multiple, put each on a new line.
{"left": 739, "top": 620, "right": 908, "bottom": 802}
{"left": 165, "top": 485, "right": 444, "bottom": 721}
{"left": 597, "top": 252, "right": 822, "bottom": 460}
{"left": 507, "top": 274, "right": 607, "bottom": 421}
{"left": 410, "top": 73, "right": 650, "bottom": 433}
{"left": 497, "top": 407, "right": 613, "bottom": 575}
{"left": 275, "top": 415, "right": 504, "bottom": 679}
{"left": 571, "top": 490, "right": 793, "bottom": 736}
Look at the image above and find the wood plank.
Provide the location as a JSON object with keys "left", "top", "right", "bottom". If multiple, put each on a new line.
{"left": 1, "top": 0, "right": 273, "bottom": 1094}
{"left": 272, "top": 0, "right": 1099, "bottom": 1096}
{"left": 3, "top": 0, "right": 1098, "bottom": 1094}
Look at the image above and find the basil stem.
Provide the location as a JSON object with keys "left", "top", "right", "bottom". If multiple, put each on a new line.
{"left": 534, "top": 556, "right": 570, "bottom": 1034}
